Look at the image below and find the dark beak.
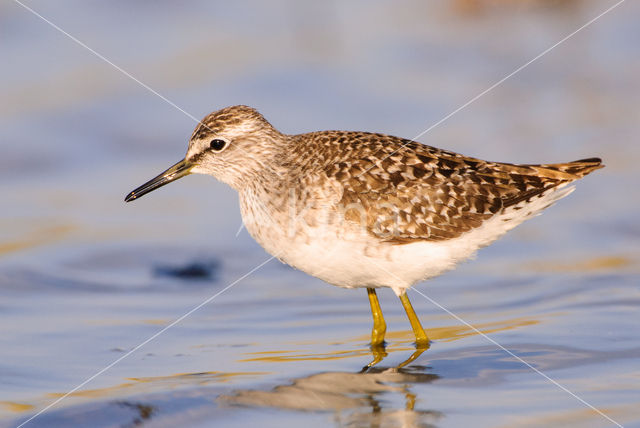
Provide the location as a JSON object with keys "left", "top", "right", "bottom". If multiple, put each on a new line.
{"left": 125, "top": 159, "right": 193, "bottom": 202}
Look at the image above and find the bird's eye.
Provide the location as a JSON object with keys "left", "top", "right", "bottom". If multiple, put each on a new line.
{"left": 209, "top": 139, "right": 227, "bottom": 152}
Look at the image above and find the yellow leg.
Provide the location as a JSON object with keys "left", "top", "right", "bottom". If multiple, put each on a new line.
{"left": 399, "top": 291, "right": 430, "bottom": 347}
{"left": 367, "top": 288, "right": 386, "bottom": 346}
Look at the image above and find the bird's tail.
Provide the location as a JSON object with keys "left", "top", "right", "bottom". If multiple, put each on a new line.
{"left": 534, "top": 157, "right": 604, "bottom": 180}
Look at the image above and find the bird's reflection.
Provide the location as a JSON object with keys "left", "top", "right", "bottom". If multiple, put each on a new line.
{"left": 220, "top": 346, "right": 441, "bottom": 428}
{"left": 364, "top": 342, "right": 429, "bottom": 371}
{"left": 225, "top": 316, "right": 544, "bottom": 425}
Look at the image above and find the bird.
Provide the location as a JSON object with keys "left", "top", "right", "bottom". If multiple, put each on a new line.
{"left": 125, "top": 105, "right": 603, "bottom": 355}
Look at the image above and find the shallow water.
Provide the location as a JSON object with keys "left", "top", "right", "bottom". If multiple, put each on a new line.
{"left": 1, "top": 1, "right": 639, "bottom": 427}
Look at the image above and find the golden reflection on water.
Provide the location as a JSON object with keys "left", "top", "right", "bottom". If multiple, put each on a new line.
{"left": 0, "top": 224, "right": 74, "bottom": 256}
{"left": 0, "top": 401, "right": 35, "bottom": 413}
{"left": 45, "top": 371, "right": 269, "bottom": 401}
{"left": 526, "top": 255, "right": 634, "bottom": 273}
{"left": 240, "top": 348, "right": 383, "bottom": 363}
{"left": 241, "top": 316, "right": 539, "bottom": 363}
{"left": 429, "top": 316, "right": 539, "bottom": 342}
{"left": 126, "top": 371, "right": 272, "bottom": 385}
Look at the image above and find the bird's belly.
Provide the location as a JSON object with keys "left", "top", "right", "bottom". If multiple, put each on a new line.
{"left": 244, "top": 219, "right": 476, "bottom": 295}
{"left": 278, "top": 236, "right": 456, "bottom": 294}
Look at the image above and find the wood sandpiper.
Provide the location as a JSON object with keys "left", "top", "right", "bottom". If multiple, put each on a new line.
{"left": 125, "top": 105, "right": 603, "bottom": 363}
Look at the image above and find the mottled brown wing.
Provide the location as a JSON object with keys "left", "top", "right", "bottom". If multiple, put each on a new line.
{"left": 316, "top": 132, "right": 600, "bottom": 243}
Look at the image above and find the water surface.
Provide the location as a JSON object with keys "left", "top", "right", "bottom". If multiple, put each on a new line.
{"left": 1, "top": 1, "right": 639, "bottom": 427}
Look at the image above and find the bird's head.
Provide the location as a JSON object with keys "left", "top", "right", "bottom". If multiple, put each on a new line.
{"left": 125, "top": 105, "right": 283, "bottom": 202}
